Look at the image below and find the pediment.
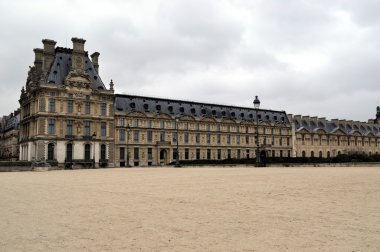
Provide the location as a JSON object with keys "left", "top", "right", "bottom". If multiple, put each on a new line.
{"left": 180, "top": 115, "right": 196, "bottom": 121}
{"left": 200, "top": 116, "right": 217, "bottom": 123}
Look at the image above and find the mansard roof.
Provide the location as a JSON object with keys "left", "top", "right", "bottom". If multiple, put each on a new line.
{"left": 47, "top": 47, "right": 105, "bottom": 90}
{"left": 293, "top": 117, "right": 380, "bottom": 136}
{"left": 115, "top": 94, "right": 290, "bottom": 123}
{"left": 0, "top": 112, "right": 20, "bottom": 133}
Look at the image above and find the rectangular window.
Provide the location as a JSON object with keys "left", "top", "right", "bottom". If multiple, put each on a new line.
{"left": 85, "top": 96, "right": 90, "bottom": 114}
{"left": 237, "top": 149, "right": 241, "bottom": 159}
{"left": 246, "top": 135, "right": 249, "bottom": 144}
{"left": 227, "top": 125, "right": 230, "bottom": 132}
{"left": 207, "top": 133, "right": 210, "bottom": 144}
{"left": 172, "top": 121, "right": 176, "bottom": 129}
{"left": 246, "top": 126, "right": 249, "bottom": 134}
{"left": 160, "top": 131, "right": 165, "bottom": 142}
{"left": 147, "top": 120, "right": 152, "bottom": 128}
{"left": 184, "top": 122, "right": 189, "bottom": 130}
{"left": 134, "top": 131, "right": 139, "bottom": 142}
{"left": 173, "top": 149, "right": 178, "bottom": 160}
{"left": 227, "top": 149, "right": 231, "bottom": 159}
{"left": 206, "top": 124, "right": 210, "bottom": 131}
{"left": 217, "top": 149, "right": 221, "bottom": 160}
{"left": 172, "top": 132, "right": 178, "bottom": 144}
{"left": 148, "top": 148, "right": 152, "bottom": 160}
{"left": 48, "top": 118, "right": 55, "bottom": 134}
{"left": 287, "top": 138, "right": 290, "bottom": 146}
{"left": 236, "top": 126, "right": 239, "bottom": 133}
{"left": 120, "top": 129, "right": 125, "bottom": 141}
{"left": 196, "top": 123, "right": 200, "bottom": 131}
{"left": 49, "top": 98, "right": 55, "bottom": 112}
{"left": 67, "top": 94, "right": 73, "bottom": 113}
{"left": 279, "top": 138, "right": 283, "bottom": 146}
{"left": 119, "top": 118, "right": 124, "bottom": 127}
{"left": 217, "top": 134, "right": 221, "bottom": 144}
{"left": 134, "top": 119, "right": 139, "bottom": 127}
{"left": 246, "top": 149, "right": 250, "bottom": 159}
{"left": 101, "top": 103, "right": 106, "bottom": 116}
{"left": 236, "top": 135, "right": 240, "bottom": 145}
{"left": 185, "top": 148, "right": 189, "bottom": 160}
{"left": 67, "top": 120, "right": 73, "bottom": 136}
{"left": 185, "top": 132, "right": 189, "bottom": 144}
{"left": 160, "top": 120, "right": 164, "bottom": 129}
{"left": 120, "top": 147, "right": 125, "bottom": 160}
{"left": 207, "top": 149, "right": 211, "bottom": 160}
{"left": 84, "top": 121, "right": 90, "bottom": 136}
{"left": 196, "top": 133, "right": 200, "bottom": 144}
{"left": 217, "top": 125, "right": 220, "bottom": 132}
{"left": 196, "top": 149, "right": 200, "bottom": 159}
{"left": 227, "top": 134, "right": 230, "bottom": 145}
{"left": 147, "top": 131, "right": 153, "bottom": 142}
{"left": 134, "top": 148, "right": 139, "bottom": 160}
{"left": 101, "top": 122, "right": 106, "bottom": 137}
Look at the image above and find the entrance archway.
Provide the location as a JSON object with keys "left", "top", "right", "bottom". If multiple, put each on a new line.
{"left": 260, "top": 150, "right": 267, "bottom": 166}
{"left": 159, "top": 149, "right": 168, "bottom": 165}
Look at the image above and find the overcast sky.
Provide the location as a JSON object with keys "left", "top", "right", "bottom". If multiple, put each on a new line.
{"left": 0, "top": 0, "right": 379, "bottom": 121}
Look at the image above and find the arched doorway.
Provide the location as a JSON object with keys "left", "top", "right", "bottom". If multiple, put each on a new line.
{"left": 66, "top": 143, "right": 73, "bottom": 161}
{"left": 160, "top": 149, "right": 168, "bottom": 165}
{"left": 84, "top": 144, "right": 91, "bottom": 160}
{"left": 47, "top": 143, "right": 54, "bottom": 160}
{"left": 260, "top": 150, "right": 267, "bottom": 167}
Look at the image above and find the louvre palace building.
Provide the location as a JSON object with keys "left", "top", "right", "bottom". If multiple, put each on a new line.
{"left": 1, "top": 37, "right": 380, "bottom": 167}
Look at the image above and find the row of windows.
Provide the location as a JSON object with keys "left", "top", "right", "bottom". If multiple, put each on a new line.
{"left": 48, "top": 119, "right": 108, "bottom": 137}
{"left": 118, "top": 118, "right": 289, "bottom": 134}
{"left": 118, "top": 130, "right": 290, "bottom": 146}
{"left": 47, "top": 143, "right": 107, "bottom": 161}
{"left": 120, "top": 147, "right": 291, "bottom": 161}
{"left": 48, "top": 96, "right": 107, "bottom": 116}
{"left": 300, "top": 136, "right": 380, "bottom": 147}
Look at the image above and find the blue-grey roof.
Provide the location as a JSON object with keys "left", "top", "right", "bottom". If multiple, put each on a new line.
{"left": 47, "top": 47, "right": 105, "bottom": 89}
{"left": 294, "top": 118, "right": 380, "bottom": 136}
{"left": 0, "top": 113, "right": 19, "bottom": 133}
{"left": 115, "top": 94, "right": 290, "bottom": 123}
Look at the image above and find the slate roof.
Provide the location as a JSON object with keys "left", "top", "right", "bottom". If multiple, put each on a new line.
{"left": 294, "top": 118, "right": 380, "bottom": 136}
{"left": 115, "top": 94, "right": 290, "bottom": 123}
{"left": 47, "top": 47, "right": 105, "bottom": 89}
{"left": 0, "top": 113, "right": 19, "bottom": 133}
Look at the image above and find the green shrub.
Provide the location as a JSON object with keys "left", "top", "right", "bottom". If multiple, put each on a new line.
{"left": 0, "top": 161, "right": 32, "bottom": 167}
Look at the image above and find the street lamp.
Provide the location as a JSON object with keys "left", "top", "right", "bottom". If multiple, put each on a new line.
{"left": 92, "top": 132, "right": 97, "bottom": 168}
{"left": 126, "top": 124, "right": 131, "bottom": 167}
{"left": 175, "top": 116, "right": 181, "bottom": 167}
{"left": 253, "top": 96, "right": 261, "bottom": 167}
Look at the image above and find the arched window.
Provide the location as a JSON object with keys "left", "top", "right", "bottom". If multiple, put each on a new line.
{"left": 311, "top": 151, "right": 314, "bottom": 158}
{"left": 85, "top": 144, "right": 91, "bottom": 160}
{"left": 338, "top": 151, "right": 341, "bottom": 156}
{"left": 100, "top": 144, "right": 106, "bottom": 160}
{"left": 47, "top": 143, "right": 54, "bottom": 160}
{"left": 327, "top": 151, "right": 330, "bottom": 158}
{"left": 319, "top": 151, "right": 323, "bottom": 158}
{"left": 66, "top": 143, "right": 73, "bottom": 161}
{"left": 302, "top": 151, "right": 306, "bottom": 158}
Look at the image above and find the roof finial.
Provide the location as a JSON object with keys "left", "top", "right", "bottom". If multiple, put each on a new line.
{"left": 109, "top": 79, "right": 114, "bottom": 90}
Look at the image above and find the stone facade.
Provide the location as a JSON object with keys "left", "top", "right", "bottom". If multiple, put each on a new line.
{"left": 289, "top": 110, "right": 380, "bottom": 158}
{"left": 1, "top": 37, "right": 379, "bottom": 167}
{"left": 0, "top": 110, "right": 20, "bottom": 160}
{"left": 18, "top": 38, "right": 115, "bottom": 167}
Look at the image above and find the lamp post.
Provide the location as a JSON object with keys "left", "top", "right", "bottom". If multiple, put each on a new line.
{"left": 253, "top": 96, "right": 261, "bottom": 167}
{"left": 126, "top": 124, "right": 131, "bottom": 167}
{"left": 92, "top": 132, "right": 97, "bottom": 168}
{"left": 175, "top": 116, "right": 181, "bottom": 167}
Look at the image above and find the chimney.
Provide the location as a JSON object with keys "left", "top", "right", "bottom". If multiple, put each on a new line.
{"left": 42, "top": 39, "right": 56, "bottom": 72}
{"left": 33, "top": 48, "right": 43, "bottom": 73}
{"left": 71, "top": 37, "right": 86, "bottom": 72}
{"left": 91, "top": 52, "right": 100, "bottom": 73}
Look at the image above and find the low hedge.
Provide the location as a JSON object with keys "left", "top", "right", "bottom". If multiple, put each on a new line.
{"left": 170, "top": 154, "right": 380, "bottom": 166}
{"left": 0, "top": 161, "right": 32, "bottom": 167}
{"left": 0, "top": 160, "right": 59, "bottom": 167}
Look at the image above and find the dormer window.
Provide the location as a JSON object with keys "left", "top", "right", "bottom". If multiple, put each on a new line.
{"left": 180, "top": 107, "right": 185, "bottom": 113}
{"left": 156, "top": 105, "right": 161, "bottom": 111}
{"left": 130, "top": 102, "right": 136, "bottom": 109}
{"left": 144, "top": 104, "right": 149, "bottom": 110}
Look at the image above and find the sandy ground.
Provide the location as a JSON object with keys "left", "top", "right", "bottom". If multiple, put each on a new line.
{"left": 0, "top": 167, "right": 380, "bottom": 252}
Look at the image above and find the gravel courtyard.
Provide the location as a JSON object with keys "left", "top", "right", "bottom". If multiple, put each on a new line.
{"left": 1, "top": 166, "right": 379, "bottom": 251}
